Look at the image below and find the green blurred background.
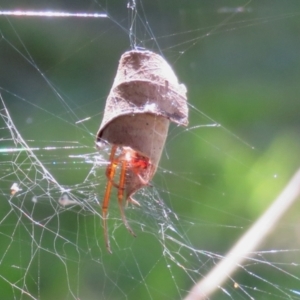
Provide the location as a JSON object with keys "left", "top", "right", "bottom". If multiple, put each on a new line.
{"left": 1, "top": 0, "right": 300, "bottom": 299}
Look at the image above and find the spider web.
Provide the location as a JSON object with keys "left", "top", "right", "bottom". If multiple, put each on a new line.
{"left": 1, "top": 0, "right": 300, "bottom": 299}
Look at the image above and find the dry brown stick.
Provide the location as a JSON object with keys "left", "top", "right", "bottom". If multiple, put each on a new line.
{"left": 184, "top": 168, "right": 300, "bottom": 300}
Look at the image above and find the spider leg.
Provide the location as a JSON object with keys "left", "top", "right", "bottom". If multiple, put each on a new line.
{"left": 106, "top": 162, "right": 124, "bottom": 189}
{"left": 124, "top": 172, "right": 149, "bottom": 207}
{"left": 102, "top": 145, "right": 118, "bottom": 254}
{"left": 117, "top": 159, "right": 136, "bottom": 237}
{"left": 127, "top": 196, "right": 141, "bottom": 207}
{"left": 136, "top": 173, "right": 149, "bottom": 186}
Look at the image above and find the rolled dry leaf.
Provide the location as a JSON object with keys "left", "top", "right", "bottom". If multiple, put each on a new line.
{"left": 97, "top": 49, "right": 188, "bottom": 197}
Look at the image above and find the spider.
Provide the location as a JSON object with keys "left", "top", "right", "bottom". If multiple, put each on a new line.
{"left": 102, "top": 144, "right": 153, "bottom": 253}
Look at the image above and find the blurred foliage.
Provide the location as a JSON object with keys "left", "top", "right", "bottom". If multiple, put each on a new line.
{"left": 1, "top": 0, "right": 300, "bottom": 299}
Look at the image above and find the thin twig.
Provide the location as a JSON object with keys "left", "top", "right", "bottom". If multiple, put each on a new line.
{"left": 185, "top": 168, "right": 300, "bottom": 300}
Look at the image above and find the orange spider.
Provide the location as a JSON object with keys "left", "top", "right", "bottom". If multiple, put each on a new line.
{"left": 101, "top": 144, "right": 153, "bottom": 253}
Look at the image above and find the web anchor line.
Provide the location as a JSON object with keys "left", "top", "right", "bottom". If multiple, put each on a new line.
{"left": 0, "top": 10, "right": 107, "bottom": 18}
